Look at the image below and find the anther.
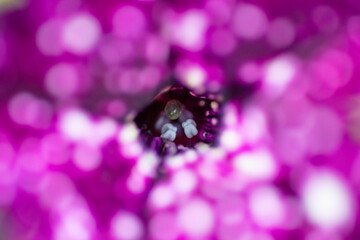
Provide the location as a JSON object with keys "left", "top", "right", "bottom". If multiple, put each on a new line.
{"left": 161, "top": 123, "right": 177, "bottom": 141}
{"left": 182, "top": 119, "right": 198, "bottom": 138}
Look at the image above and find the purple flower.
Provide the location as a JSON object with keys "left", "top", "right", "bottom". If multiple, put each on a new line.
{"left": 135, "top": 84, "right": 220, "bottom": 155}
{"left": 1, "top": 0, "right": 360, "bottom": 239}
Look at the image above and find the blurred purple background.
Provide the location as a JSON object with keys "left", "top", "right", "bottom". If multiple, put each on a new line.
{"left": 1, "top": 0, "right": 360, "bottom": 239}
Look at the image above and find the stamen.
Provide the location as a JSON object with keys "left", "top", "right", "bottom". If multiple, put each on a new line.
{"left": 182, "top": 119, "right": 198, "bottom": 138}
{"left": 160, "top": 123, "right": 177, "bottom": 141}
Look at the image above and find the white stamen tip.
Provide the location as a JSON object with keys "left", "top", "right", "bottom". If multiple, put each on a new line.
{"left": 161, "top": 123, "right": 177, "bottom": 141}
{"left": 182, "top": 119, "right": 197, "bottom": 128}
{"left": 182, "top": 119, "right": 198, "bottom": 138}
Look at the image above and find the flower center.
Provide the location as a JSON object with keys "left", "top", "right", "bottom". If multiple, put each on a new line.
{"left": 165, "top": 99, "right": 183, "bottom": 120}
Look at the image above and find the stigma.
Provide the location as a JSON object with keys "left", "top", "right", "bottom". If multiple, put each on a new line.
{"left": 165, "top": 99, "right": 183, "bottom": 120}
